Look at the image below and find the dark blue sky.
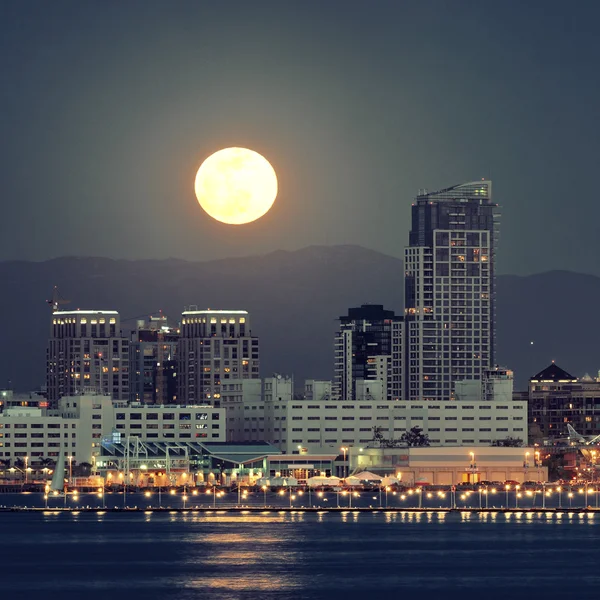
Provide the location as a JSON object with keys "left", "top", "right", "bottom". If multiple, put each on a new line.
{"left": 1, "top": 0, "right": 599, "bottom": 275}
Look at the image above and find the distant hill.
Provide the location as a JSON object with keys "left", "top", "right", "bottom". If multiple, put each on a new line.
{"left": 0, "top": 246, "right": 597, "bottom": 392}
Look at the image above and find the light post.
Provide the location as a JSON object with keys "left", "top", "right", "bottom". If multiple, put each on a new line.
{"left": 341, "top": 447, "right": 348, "bottom": 479}
{"left": 535, "top": 450, "right": 541, "bottom": 480}
{"left": 24, "top": 457, "right": 29, "bottom": 484}
{"left": 262, "top": 485, "right": 267, "bottom": 508}
{"left": 557, "top": 486, "right": 562, "bottom": 509}
{"left": 68, "top": 456, "right": 73, "bottom": 486}
{"left": 542, "top": 483, "right": 546, "bottom": 510}
{"left": 505, "top": 484, "right": 510, "bottom": 508}
{"left": 568, "top": 489, "right": 574, "bottom": 509}
{"left": 385, "top": 486, "right": 390, "bottom": 508}
{"left": 478, "top": 487, "right": 483, "bottom": 510}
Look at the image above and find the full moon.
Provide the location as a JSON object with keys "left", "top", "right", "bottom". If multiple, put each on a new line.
{"left": 194, "top": 147, "right": 278, "bottom": 225}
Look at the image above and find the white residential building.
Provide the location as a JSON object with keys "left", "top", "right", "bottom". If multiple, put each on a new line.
{"left": 46, "top": 310, "right": 130, "bottom": 406}
{"left": 178, "top": 308, "right": 260, "bottom": 406}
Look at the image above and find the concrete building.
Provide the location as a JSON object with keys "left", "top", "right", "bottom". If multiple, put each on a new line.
{"left": 527, "top": 362, "right": 600, "bottom": 443}
{"left": 112, "top": 402, "right": 225, "bottom": 444}
{"left": 455, "top": 367, "right": 514, "bottom": 403}
{"left": 350, "top": 446, "right": 547, "bottom": 485}
{"left": 129, "top": 316, "right": 179, "bottom": 405}
{"left": 46, "top": 310, "right": 130, "bottom": 406}
{"left": 304, "top": 380, "right": 331, "bottom": 401}
{"left": 404, "top": 181, "right": 500, "bottom": 401}
{"left": 333, "top": 305, "right": 404, "bottom": 402}
{"left": 178, "top": 308, "right": 260, "bottom": 406}
{"left": 0, "top": 393, "right": 225, "bottom": 470}
{"left": 259, "top": 395, "right": 526, "bottom": 455}
{"left": 0, "top": 393, "right": 115, "bottom": 466}
{"left": 222, "top": 375, "right": 293, "bottom": 443}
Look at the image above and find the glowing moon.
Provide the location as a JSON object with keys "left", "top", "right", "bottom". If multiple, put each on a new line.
{"left": 194, "top": 147, "right": 278, "bottom": 225}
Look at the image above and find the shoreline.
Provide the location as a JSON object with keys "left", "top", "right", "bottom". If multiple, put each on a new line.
{"left": 0, "top": 506, "right": 598, "bottom": 514}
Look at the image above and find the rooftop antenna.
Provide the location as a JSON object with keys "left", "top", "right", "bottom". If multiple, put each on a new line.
{"left": 46, "top": 286, "right": 71, "bottom": 313}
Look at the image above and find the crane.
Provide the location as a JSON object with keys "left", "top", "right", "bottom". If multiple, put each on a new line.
{"left": 46, "top": 286, "right": 71, "bottom": 312}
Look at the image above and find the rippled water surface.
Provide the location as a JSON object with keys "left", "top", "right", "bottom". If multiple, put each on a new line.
{"left": 1, "top": 511, "right": 598, "bottom": 599}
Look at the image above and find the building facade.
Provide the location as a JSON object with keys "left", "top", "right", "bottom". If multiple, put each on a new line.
{"left": 404, "top": 180, "right": 500, "bottom": 401}
{"left": 0, "top": 393, "right": 225, "bottom": 469}
{"left": 46, "top": 310, "right": 130, "bottom": 406}
{"left": 527, "top": 362, "right": 600, "bottom": 443}
{"left": 178, "top": 308, "right": 260, "bottom": 406}
{"left": 129, "top": 316, "right": 179, "bottom": 405}
{"left": 263, "top": 397, "right": 526, "bottom": 455}
{"left": 333, "top": 304, "right": 404, "bottom": 401}
{"left": 350, "top": 446, "right": 547, "bottom": 485}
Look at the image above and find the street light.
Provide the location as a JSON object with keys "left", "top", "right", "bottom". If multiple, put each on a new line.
{"left": 341, "top": 447, "right": 348, "bottom": 478}
{"left": 505, "top": 484, "right": 510, "bottom": 508}
{"left": 262, "top": 485, "right": 267, "bottom": 507}
{"left": 68, "top": 456, "right": 73, "bottom": 486}
{"left": 24, "top": 456, "right": 29, "bottom": 484}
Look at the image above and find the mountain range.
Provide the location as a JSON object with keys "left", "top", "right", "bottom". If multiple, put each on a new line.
{"left": 0, "top": 245, "right": 597, "bottom": 392}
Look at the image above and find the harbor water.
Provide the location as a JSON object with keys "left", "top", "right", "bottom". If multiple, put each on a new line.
{"left": 1, "top": 505, "right": 600, "bottom": 599}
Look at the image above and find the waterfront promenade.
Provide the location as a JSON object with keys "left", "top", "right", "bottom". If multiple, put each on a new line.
{"left": 1, "top": 486, "right": 599, "bottom": 513}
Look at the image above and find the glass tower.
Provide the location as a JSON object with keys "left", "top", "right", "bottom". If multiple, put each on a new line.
{"left": 404, "top": 180, "right": 500, "bottom": 401}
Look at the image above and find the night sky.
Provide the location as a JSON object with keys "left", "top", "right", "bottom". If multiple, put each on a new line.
{"left": 2, "top": 1, "right": 600, "bottom": 276}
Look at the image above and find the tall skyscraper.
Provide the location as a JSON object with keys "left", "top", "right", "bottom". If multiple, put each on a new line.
{"left": 129, "top": 315, "right": 179, "bottom": 405}
{"left": 46, "top": 310, "right": 130, "bottom": 406}
{"left": 333, "top": 304, "right": 404, "bottom": 401}
{"left": 404, "top": 180, "right": 500, "bottom": 401}
{"left": 177, "top": 308, "right": 260, "bottom": 406}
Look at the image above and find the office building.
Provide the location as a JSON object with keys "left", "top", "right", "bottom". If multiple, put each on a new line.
{"left": 527, "top": 362, "right": 600, "bottom": 443}
{"left": 46, "top": 310, "right": 130, "bottom": 406}
{"left": 0, "top": 392, "right": 225, "bottom": 468}
{"left": 129, "top": 316, "right": 179, "bottom": 405}
{"left": 333, "top": 304, "right": 404, "bottom": 401}
{"left": 178, "top": 308, "right": 260, "bottom": 406}
{"left": 404, "top": 180, "right": 500, "bottom": 401}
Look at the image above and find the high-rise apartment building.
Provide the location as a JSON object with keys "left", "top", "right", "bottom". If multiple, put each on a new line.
{"left": 129, "top": 316, "right": 179, "bottom": 405}
{"left": 46, "top": 310, "right": 130, "bottom": 406}
{"left": 404, "top": 180, "right": 500, "bottom": 401}
{"left": 333, "top": 304, "right": 404, "bottom": 401}
{"left": 178, "top": 308, "right": 260, "bottom": 406}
